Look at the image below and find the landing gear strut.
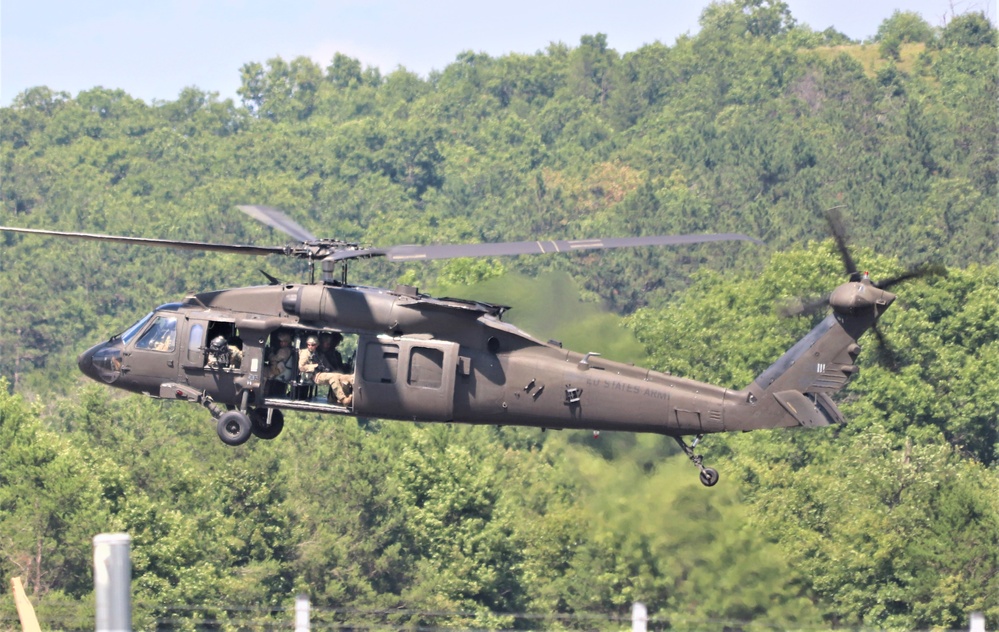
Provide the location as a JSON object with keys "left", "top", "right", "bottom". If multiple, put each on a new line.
{"left": 674, "top": 434, "right": 719, "bottom": 487}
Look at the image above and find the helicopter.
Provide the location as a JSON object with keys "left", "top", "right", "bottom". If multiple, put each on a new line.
{"left": 1, "top": 206, "right": 914, "bottom": 486}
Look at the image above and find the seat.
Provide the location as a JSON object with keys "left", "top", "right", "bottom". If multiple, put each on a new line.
{"left": 291, "top": 377, "right": 316, "bottom": 401}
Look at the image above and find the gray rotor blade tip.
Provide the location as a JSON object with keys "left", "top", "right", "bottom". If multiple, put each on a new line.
{"left": 237, "top": 205, "right": 318, "bottom": 242}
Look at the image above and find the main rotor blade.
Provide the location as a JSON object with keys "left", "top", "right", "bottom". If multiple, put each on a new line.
{"left": 0, "top": 226, "right": 287, "bottom": 257}
{"left": 330, "top": 232, "right": 763, "bottom": 262}
{"left": 237, "top": 205, "right": 318, "bottom": 242}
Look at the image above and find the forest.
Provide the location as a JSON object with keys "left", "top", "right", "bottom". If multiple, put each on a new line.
{"left": 1, "top": 0, "right": 997, "bottom": 629}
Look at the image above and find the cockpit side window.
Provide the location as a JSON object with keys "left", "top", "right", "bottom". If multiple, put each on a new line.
{"left": 135, "top": 316, "right": 178, "bottom": 352}
{"left": 119, "top": 312, "right": 154, "bottom": 345}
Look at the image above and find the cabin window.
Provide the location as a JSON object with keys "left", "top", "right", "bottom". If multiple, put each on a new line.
{"left": 188, "top": 324, "right": 204, "bottom": 354}
{"left": 408, "top": 347, "right": 444, "bottom": 389}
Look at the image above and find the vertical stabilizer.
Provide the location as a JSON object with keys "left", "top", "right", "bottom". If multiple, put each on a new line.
{"left": 724, "top": 279, "right": 895, "bottom": 430}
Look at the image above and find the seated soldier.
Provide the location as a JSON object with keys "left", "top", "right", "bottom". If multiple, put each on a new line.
{"left": 267, "top": 332, "right": 296, "bottom": 382}
{"left": 319, "top": 332, "right": 350, "bottom": 373}
{"left": 299, "top": 334, "right": 354, "bottom": 406}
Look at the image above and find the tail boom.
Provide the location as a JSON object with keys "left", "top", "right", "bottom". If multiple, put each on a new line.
{"left": 723, "top": 281, "right": 895, "bottom": 431}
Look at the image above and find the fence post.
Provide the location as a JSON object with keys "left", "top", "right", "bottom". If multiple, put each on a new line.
{"left": 969, "top": 612, "right": 985, "bottom": 632}
{"left": 295, "top": 593, "right": 311, "bottom": 631}
{"left": 94, "top": 533, "right": 131, "bottom": 632}
{"left": 632, "top": 602, "right": 647, "bottom": 632}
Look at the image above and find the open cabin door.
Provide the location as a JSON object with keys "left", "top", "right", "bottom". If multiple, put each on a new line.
{"left": 354, "top": 335, "right": 457, "bottom": 421}
{"left": 178, "top": 317, "right": 244, "bottom": 402}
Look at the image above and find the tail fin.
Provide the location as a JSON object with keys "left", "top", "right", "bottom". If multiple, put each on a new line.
{"left": 725, "top": 280, "right": 895, "bottom": 431}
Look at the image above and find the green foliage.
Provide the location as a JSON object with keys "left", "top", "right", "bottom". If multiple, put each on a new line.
{"left": 941, "top": 12, "right": 998, "bottom": 48}
{"left": 844, "top": 265, "right": 999, "bottom": 465}
{"left": 733, "top": 429, "right": 999, "bottom": 629}
{"left": 625, "top": 243, "right": 852, "bottom": 386}
{"left": 0, "top": 381, "right": 110, "bottom": 606}
{"left": 2, "top": 4, "right": 998, "bottom": 628}
{"left": 875, "top": 10, "right": 936, "bottom": 44}
{"left": 549, "top": 452, "right": 823, "bottom": 629}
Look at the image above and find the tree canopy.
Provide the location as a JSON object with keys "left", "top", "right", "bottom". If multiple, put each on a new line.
{"left": 1, "top": 2, "right": 997, "bottom": 629}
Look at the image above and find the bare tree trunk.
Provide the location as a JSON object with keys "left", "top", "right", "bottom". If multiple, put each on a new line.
{"left": 13, "top": 327, "right": 23, "bottom": 391}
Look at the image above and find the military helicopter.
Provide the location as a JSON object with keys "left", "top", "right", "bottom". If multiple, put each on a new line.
{"left": 1, "top": 206, "right": 913, "bottom": 486}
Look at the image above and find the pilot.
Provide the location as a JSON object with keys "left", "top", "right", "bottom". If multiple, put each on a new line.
{"left": 268, "top": 332, "right": 295, "bottom": 381}
{"left": 152, "top": 329, "right": 175, "bottom": 352}
{"left": 300, "top": 334, "right": 354, "bottom": 406}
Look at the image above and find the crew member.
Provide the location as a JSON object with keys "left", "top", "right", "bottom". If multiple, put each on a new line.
{"left": 207, "top": 335, "right": 243, "bottom": 369}
{"left": 300, "top": 333, "right": 354, "bottom": 406}
{"left": 268, "top": 332, "right": 295, "bottom": 381}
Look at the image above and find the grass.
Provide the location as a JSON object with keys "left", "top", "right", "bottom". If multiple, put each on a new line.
{"left": 810, "top": 42, "right": 929, "bottom": 77}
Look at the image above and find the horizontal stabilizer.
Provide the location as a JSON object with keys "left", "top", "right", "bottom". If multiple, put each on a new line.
{"left": 772, "top": 390, "right": 846, "bottom": 427}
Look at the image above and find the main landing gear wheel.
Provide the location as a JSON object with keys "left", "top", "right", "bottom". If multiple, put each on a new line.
{"left": 250, "top": 408, "right": 284, "bottom": 440}
{"left": 674, "top": 434, "right": 720, "bottom": 487}
{"left": 699, "top": 467, "right": 720, "bottom": 487}
{"left": 217, "top": 410, "right": 252, "bottom": 446}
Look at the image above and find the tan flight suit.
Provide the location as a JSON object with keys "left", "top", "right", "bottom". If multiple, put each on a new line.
{"left": 300, "top": 346, "right": 353, "bottom": 406}
{"left": 268, "top": 339, "right": 295, "bottom": 381}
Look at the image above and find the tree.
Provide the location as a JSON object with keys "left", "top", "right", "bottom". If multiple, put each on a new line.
{"left": 875, "top": 10, "right": 936, "bottom": 45}
{"left": 0, "top": 381, "right": 112, "bottom": 626}
{"left": 734, "top": 429, "right": 999, "bottom": 629}
{"left": 941, "top": 12, "right": 997, "bottom": 48}
{"left": 698, "top": 0, "right": 797, "bottom": 41}
{"left": 326, "top": 53, "right": 365, "bottom": 89}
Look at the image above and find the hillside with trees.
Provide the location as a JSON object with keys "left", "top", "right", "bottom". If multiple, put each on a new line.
{"left": 1, "top": 1, "right": 996, "bottom": 629}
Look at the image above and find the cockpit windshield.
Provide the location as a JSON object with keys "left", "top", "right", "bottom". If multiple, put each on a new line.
{"left": 135, "top": 315, "right": 178, "bottom": 352}
{"left": 118, "top": 312, "right": 154, "bottom": 344}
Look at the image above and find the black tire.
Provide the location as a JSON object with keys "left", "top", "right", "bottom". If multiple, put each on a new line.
{"left": 217, "top": 410, "right": 252, "bottom": 446}
{"left": 250, "top": 408, "right": 284, "bottom": 440}
{"left": 699, "top": 467, "right": 720, "bottom": 487}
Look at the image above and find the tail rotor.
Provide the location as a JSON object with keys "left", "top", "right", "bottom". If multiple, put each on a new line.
{"left": 781, "top": 208, "right": 946, "bottom": 367}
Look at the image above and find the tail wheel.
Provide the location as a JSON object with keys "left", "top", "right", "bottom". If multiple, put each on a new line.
{"left": 217, "top": 410, "right": 252, "bottom": 446}
{"left": 675, "top": 434, "right": 721, "bottom": 488}
{"left": 250, "top": 408, "right": 284, "bottom": 440}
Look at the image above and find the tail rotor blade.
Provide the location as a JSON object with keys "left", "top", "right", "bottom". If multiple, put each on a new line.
{"left": 872, "top": 324, "right": 898, "bottom": 369}
{"left": 824, "top": 206, "right": 860, "bottom": 280}
{"left": 875, "top": 263, "right": 947, "bottom": 290}
{"left": 779, "top": 293, "right": 831, "bottom": 318}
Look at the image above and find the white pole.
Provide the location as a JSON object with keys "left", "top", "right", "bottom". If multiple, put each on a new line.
{"left": 969, "top": 612, "right": 985, "bottom": 632}
{"left": 632, "top": 602, "right": 648, "bottom": 632}
{"left": 94, "top": 533, "right": 131, "bottom": 632}
{"left": 295, "top": 593, "right": 311, "bottom": 631}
